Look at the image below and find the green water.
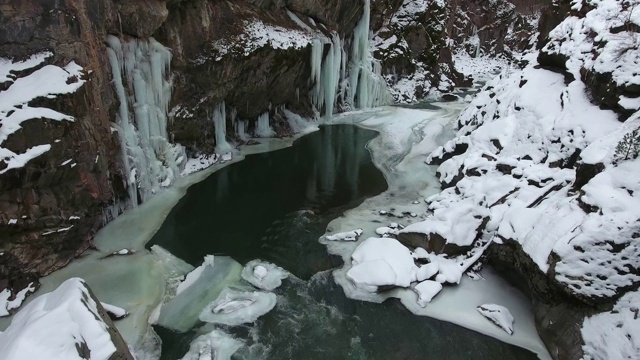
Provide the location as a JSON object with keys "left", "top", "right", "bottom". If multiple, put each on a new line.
{"left": 148, "top": 125, "right": 536, "bottom": 359}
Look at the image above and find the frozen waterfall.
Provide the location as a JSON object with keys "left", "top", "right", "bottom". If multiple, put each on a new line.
{"left": 106, "top": 35, "right": 187, "bottom": 208}
{"left": 211, "top": 102, "right": 233, "bottom": 153}
{"left": 309, "top": 0, "right": 390, "bottom": 117}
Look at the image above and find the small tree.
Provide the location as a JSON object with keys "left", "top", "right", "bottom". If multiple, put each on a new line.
{"left": 614, "top": 128, "right": 640, "bottom": 163}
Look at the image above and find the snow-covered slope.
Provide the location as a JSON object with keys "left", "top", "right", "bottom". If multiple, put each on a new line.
{"left": 0, "top": 278, "right": 132, "bottom": 360}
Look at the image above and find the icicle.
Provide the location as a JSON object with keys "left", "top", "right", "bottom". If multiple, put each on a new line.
{"left": 106, "top": 35, "right": 187, "bottom": 208}
{"left": 254, "top": 112, "right": 275, "bottom": 138}
{"left": 212, "top": 102, "right": 232, "bottom": 153}
{"left": 235, "top": 120, "right": 249, "bottom": 141}
{"left": 308, "top": 0, "right": 390, "bottom": 117}
{"left": 346, "top": 0, "right": 391, "bottom": 109}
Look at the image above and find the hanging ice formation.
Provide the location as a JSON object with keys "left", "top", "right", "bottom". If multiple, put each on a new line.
{"left": 309, "top": 0, "right": 390, "bottom": 117}
{"left": 254, "top": 112, "right": 276, "bottom": 137}
{"left": 211, "top": 102, "right": 233, "bottom": 153}
{"left": 106, "top": 35, "right": 187, "bottom": 207}
{"left": 471, "top": 25, "right": 481, "bottom": 58}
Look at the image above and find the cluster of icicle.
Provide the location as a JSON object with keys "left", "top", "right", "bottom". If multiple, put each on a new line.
{"left": 310, "top": 0, "right": 391, "bottom": 117}
{"left": 106, "top": 35, "right": 187, "bottom": 208}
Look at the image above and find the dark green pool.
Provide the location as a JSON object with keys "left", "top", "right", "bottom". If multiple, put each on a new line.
{"left": 148, "top": 125, "right": 537, "bottom": 360}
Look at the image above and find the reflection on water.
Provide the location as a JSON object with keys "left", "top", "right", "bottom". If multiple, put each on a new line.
{"left": 149, "top": 125, "right": 387, "bottom": 279}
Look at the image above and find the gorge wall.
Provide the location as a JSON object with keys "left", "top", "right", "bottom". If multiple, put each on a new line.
{"left": 0, "top": 0, "right": 545, "bottom": 328}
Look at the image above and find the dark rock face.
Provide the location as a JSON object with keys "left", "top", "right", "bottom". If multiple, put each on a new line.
{"left": 113, "top": 0, "right": 169, "bottom": 38}
{"left": 487, "top": 239, "right": 594, "bottom": 360}
{"left": 0, "top": 0, "right": 126, "bottom": 289}
{"left": 447, "top": 0, "right": 544, "bottom": 57}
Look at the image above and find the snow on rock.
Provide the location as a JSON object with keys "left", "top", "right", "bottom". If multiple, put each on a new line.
{"left": 543, "top": 0, "right": 640, "bottom": 100}
{"left": 581, "top": 289, "right": 640, "bottom": 360}
{"left": 0, "top": 54, "right": 85, "bottom": 174}
{"left": 325, "top": 229, "right": 363, "bottom": 242}
{"left": 414, "top": 280, "right": 442, "bottom": 307}
{"left": 100, "top": 302, "right": 129, "bottom": 320}
{"left": 179, "top": 329, "right": 243, "bottom": 360}
{"left": 181, "top": 154, "right": 219, "bottom": 176}
{"left": 0, "top": 278, "right": 130, "bottom": 360}
{"left": 176, "top": 255, "right": 215, "bottom": 296}
{"left": 421, "top": 51, "right": 640, "bottom": 299}
{"left": 477, "top": 304, "right": 515, "bottom": 335}
{"left": 399, "top": 195, "right": 489, "bottom": 250}
{"left": 200, "top": 19, "right": 312, "bottom": 63}
{"left": 0, "top": 283, "right": 36, "bottom": 317}
{"left": 346, "top": 237, "right": 418, "bottom": 292}
{"left": 240, "top": 259, "right": 289, "bottom": 291}
{"left": 199, "top": 288, "right": 277, "bottom": 326}
{"left": 416, "top": 263, "right": 439, "bottom": 282}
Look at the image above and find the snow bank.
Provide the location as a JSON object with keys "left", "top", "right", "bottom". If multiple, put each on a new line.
{"left": 199, "top": 288, "right": 277, "bottom": 326}
{"left": 0, "top": 278, "right": 122, "bottom": 360}
{"left": 581, "top": 289, "right": 640, "bottom": 359}
{"left": 241, "top": 260, "right": 289, "bottom": 291}
{"left": 477, "top": 304, "right": 515, "bottom": 335}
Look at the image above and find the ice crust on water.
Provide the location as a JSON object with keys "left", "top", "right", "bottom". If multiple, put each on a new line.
{"left": 241, "top": 260, "right": 289, "bottom": 291}
{"left": 199, "top": 288, "right": 277, "bottom": 326}
{"left": 477, "top": 304, "right": 515, "bottom": 335}
{"left": 325, "top": 229, "right": 363, "bottom": 242}
{"left": 179, "top": 329, "right": 244, "bottom": 360}
{"left": 0, "top": 278, "right": 118, "bottom": 360}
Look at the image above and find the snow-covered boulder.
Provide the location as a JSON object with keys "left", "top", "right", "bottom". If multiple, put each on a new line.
{"left": 346, "top": 237, "right": 418, "bottom": 292}
{"left": 241, "top": 260, "right": 289, "bottom": 291}
{"left": 477, "top": 304, "right": 515, "bottom": 335}
{"left": 414, "top": 280, "right": 443, "bottom": 307}
{"left": 199, "top": 288, "right": 277, "bottom": 326}
{"left": 0, "top": 278, "right": 132, "bottom": 360}
{"left": 398, "top": 195, "right": 490, "bottom": 256}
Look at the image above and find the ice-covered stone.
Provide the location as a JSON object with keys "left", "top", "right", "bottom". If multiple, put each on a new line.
{"left": 414, "top": 281, "right": 443, "bottom": 307}
{"left": 477, "top": 304, "right": 514, "bottom": 335}
{"left": 199, "top": 288, "right": 277, "bottom": 326}
{"left": 241, "top": 260, "right": 288, "bottom": 291}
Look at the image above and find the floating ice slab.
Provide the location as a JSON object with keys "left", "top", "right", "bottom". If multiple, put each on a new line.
{"left": 414, "top": 280, "right": 443, "bottom": 307}
{"left": 176, "top": 255, "right": 215, "bottom": 295}
{"left": 179, "top": 329, "right": 244, "bottom": 360}
{"left": 477, "top": 304, "right": 515, "bottom": 335}
{"left": 101, "top": 302, "right": 129, "bottom": 320}
{"left": 199, "top": 288, "right": 277, "bottom": 326}
{"left": 241, "top": 260, "right": 289, "bottom": 291}
{"left": 157, "top": 256, "right": 244, "bottom": 332}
